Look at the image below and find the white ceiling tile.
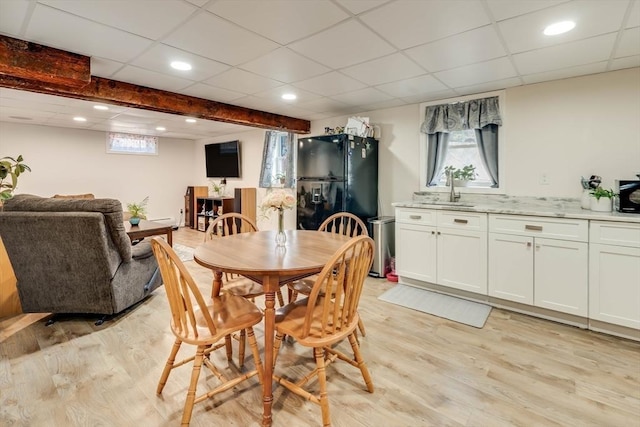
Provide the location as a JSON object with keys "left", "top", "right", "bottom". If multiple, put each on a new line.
{"left": 334, "top": 0, "right": 391, "bottom": 15}
{"left": 0, "top": 0, "right": 29, "bottom": 35}
{"left": 293, "top": 72, "right": 366, "bottom": 96}
{"left": 610, "top": 55, "right": 640, "bottom": 70}
{"left": 435, "top": 57, "right": 517, "bottom": 88}
{"left": 207, "top": 0, "right": 349, "bottom": 45}
{"left": 405, "top": 26, "right": 506, "bottom": 72}
{"left": 486, "top": 0, "right": 571, "bottom": 22}
{"left": 498, "top": 0, "right": 628, "bottom": 54}
{"left": 239, "top": 48, "right": 330, "bottom": 83}
{"left": 289, "top": 20, "right": 395, "bottom": 69}
{"left": 330, "top": 87, "right": 394, "bottom": 106}
{"left": 163, "top": 12, "right": 279, "bottom": 66}
{"left": 616, "top": 27, "right": 640, "bottom": 58}
{"left": 375, "top": 74, "right": 448, "bottom": 98}
{"left": 25, "top": 4, "right": 153, "bottom": 62}
{"left": 253, "top": 85, "right": 322, "bottom": 105}
{"left": 90, "top": 57, "right": 125, "bottom": 78}
{"left": 130, "top": 44, "right": 230, "bottom": 82}
{"left": 627, "top": 0, "right": 640, "bottom": 28}
{"left": 360, "top": 0, "right": 491, "bottom": 49}
{"left": 363, "top": 98, "right": 407, "bottom": 111}
{"left": 184, "top": 0, "right": 209, "bottom": 7}
{"left": 454, "top": 77, "right": 523, "bottom": 96}
{"left": 513, "top": 33, "right": 616, "bottom": 75}
{"left": 179, "top": 83, "right": 245, "bottom": 103}
{"left": 341, "top": 53, "right": 425, "bottom": 85}
{"left": 39, "top": 0, "right": 196, "bottom": 39}
{"left": 112, "top": 65, "right": 194, "bottom": 92}
{"left": 521, "top": 61, "right": 607, "bottom": 84}
{"left": 297, "top": 97, "right": 351, "bottom": 113}
{"left": 204, "top": 69, "right": 283, "bottom": 95}
{"left": 400, "top": 90, "right": 457, "bottom": 104}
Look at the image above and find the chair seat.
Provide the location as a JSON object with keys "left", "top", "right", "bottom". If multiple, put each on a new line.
{"left": 288, "top": 275, "right": 339, "bottom": 296}
{"left": 171, "top": 293, "right": 263, "bottom": 345}
{"left": 275, "top": 297, "right": 358, "bottom": 347}
{"left": 223, "top": 277, "right": 266, "bottom": 300}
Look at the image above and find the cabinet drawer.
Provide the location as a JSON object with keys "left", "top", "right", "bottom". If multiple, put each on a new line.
{"left": 395, "top": 208, "right": 436, "bottom": 225}
{"left": 437, "top": 210, "right": 487, "bottom": 231}
{"left": 489, "top": 214, "right": 588, "bottom": 242}
{"left": 590, "top": 221, "right": 640, "bottom": 248}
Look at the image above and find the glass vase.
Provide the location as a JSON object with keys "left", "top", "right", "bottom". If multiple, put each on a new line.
{"left": 275, "top": 209, "right": 286, "bottom": 247}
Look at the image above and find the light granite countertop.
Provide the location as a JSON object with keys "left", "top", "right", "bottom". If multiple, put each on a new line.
{"left": 392, "top": 193, "right": 640, "bottom": 224}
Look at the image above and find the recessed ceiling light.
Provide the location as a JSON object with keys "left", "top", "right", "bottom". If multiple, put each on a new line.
{"left": 156, "top": 126, "right": 166, "bottom": 131}
{"left": 93, "top": 105, "right": 109, "bottom": 111}
{"left": 170, "top": 61, "right": 192, "bottom": 71}
{"left": 73, "top": 116, "right": 87, "bottom": 122}
{"left": 282, "top": 93, "right": 297, "bottom": 100}
{"left": 543, "top": 20, "right": 576, "bottom": 36}
{"left": 185, "top": 118, "right": 197, "bottom": 123}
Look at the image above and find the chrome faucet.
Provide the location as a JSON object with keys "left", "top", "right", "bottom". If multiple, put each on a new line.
{"left": 448, "top": 170, "right": 460, "bottom": 202}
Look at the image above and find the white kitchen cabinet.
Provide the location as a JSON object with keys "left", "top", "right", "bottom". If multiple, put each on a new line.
{"left": 589, "top": 221, "right": 640, "bottom": 329}
{"left": 488, "top": 215, "right": 589, "bottom": 316}
{"left": 395, "top": 208, "right": 487, "bottom": 294}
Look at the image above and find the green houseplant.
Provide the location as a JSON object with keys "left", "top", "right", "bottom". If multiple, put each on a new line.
{"left": 127, "top": 196, "right": 148, "bottom": 225}
{"left": 589, "top": 187, "right": 616, "bottom": 212}
{"left": 0, "top": 155, "right": 31, "bottom": 204}
{"left": 444, "top": 164, "right": 477, "bottom": 186}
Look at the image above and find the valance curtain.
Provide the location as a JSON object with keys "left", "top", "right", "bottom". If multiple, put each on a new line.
{"left": 259, "top": 130, "right": 295, "bottom": 188}
{"left": 420, "top": 96, "right": 502, "bottom": 186}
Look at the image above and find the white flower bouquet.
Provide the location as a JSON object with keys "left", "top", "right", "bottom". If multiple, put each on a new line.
{"left": 260, "top": 189, "right": 296, "bottom": 213}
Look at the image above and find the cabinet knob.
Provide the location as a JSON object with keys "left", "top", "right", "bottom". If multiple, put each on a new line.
{"left": 437, "top": 231, "right": 441, "bottom": 235}
{"left": 409, "top": 215, "right": 422, "bottom": 220}
{"left": 431, "top": 231, "right": 435, "bottom": 235}
{"left": 526, "top": 242, "right": 532, "bottom": 247}
{"left": 525, "top": 225, "right": 543, "bottom": 231}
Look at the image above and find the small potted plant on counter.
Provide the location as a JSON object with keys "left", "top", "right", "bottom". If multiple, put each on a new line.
{"left": 127, "top": 196, "right": 148, "bottom": 225}
{"left": 589, "top": 187, "right": 616, "bottom": 212}
{"left": 444, "top": 164, "right": 477, "bottom": 187}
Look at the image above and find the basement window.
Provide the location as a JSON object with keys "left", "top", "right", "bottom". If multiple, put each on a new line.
{"left": 107, "top": 132, "right": 158, "bottom": 155}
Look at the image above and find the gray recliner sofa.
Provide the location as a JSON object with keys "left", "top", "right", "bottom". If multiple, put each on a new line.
{"left": 0, "top": 194, "right": 162, "bottom": 320}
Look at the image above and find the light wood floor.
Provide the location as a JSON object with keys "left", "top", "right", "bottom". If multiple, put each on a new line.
{"left": 1, "top": 227, "right": 639, "bottom": 426}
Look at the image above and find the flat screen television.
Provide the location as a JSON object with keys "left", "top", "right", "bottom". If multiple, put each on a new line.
{"left": 205, "top": 141, "right": 241, "bottom": 178}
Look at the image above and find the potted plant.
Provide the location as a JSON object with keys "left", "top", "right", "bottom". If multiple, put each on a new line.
{"left": 444, "top": 164, "right": 477, "bottom": 187}
{"left": 0, "top": 155, "right": 31, "bottom": 207}
{"left": 589, "top": 187, "right": 616, "bottom": 212}
{"left": 127, "top": 196, "right": 149, "bottom": 225}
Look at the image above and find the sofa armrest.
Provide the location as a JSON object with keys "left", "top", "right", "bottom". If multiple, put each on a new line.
{"left": 131, "top": 241, "right": 154, "bottom": 260}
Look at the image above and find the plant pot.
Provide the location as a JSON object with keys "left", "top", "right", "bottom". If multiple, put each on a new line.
{"left": 129, "top": 217, "right": 141, "bottom": 225}
{"left": 590, "top": 197, "right": 612, "bottom": 212}
{"left": 453, "top": 179, "right": 470, "bottom": 187}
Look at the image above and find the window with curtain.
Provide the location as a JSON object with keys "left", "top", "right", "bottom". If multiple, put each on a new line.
{"left": 420, "top": 93, "right": 503, "bottom": 189}
{"left": 259, "top": 130, "right": 295, "bottom": 188}
{"left": 106, "top": 132, "right": 158, "bottom": 155}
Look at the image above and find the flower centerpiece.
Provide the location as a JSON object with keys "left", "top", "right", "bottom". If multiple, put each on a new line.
{"left": 260, "top": 189, "right": 296, "bottom": 246}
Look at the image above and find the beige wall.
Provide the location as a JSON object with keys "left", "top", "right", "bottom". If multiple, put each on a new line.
{"left": 1, "top": 67, "right": 638, "bottom": 224}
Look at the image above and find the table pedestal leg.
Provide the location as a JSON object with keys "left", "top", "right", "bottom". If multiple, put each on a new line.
{"left": 211, "top": 270, "right": 223, "bottom": 297}
{"left": 262, "top": 276, "right": 276, "bottom": 427}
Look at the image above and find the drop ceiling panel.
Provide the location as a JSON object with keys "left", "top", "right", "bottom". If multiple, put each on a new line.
{"left": 617, "top": 27, "right": 640, "bottom": 58}
{"left": 435, "top": 57, "right": 517, "bottom": 88}
{"left": 360, "top": 0, "right": 491, "bottom": 49}
{"left": 486, "top": 0, "right": 571, "bottom": 22}
{"left": 112, "top": 65, "right": 195, "bottom": 93}
{"left": 39, "top": 0, "right": 197, "bottom": 39}
{"left": 90, "top": 57, "right": 125, "bottom": 78}
{"left": 0, "top": 0, "right": 30, "bottom": 35}
{"left": 289, "top": 20, "right": 395, "bottom": 69}
{"left": 179, "top": 83, "right": 245, "bottom": 103}
{"left": 334, "top": 0, "right": 391, "bottom": 15}
{"left": 130, "top": 44, "right": 230, "bottom": 82}
{"left": 628, "top": 0, "right": 640, "bottom": 28}
{"left": 522, "top": 61, "right": 607, "bottom": 84}
{"left": 513, "top": 33, "right": 617, "bottom": 75}
{"left": 207, "top": 0, "right": 349, "bottom": 45}
{"left": 375, "top": 74, "right": 448, "bottom": 98}
{"left": 204, "top": 69, "right": 283, "bottom": 95}
{"left": 292, "top": 72, "right": 366, "bottom": 96}
{"left": 162, "top": 12, "right": 279, "bottom": 66}
{"left": 25, "top": 3, "right": 153, "bottom": 62}
{"left": 455, "top": 77, "right": 523, "bottom": 96}
{"left": 611, "top": 55, "right": 640, "bottom": 70}
{"left": 330, "top": 87, "right": 394, "bottom": 106}
{"left": 498, "top": 0, "right": 628, "bottom": 54}
{"left": 405, "top": 25, "right": 506, "bottom": 72}
{"left": 340, "top": 53, "right": 426, "bottom": 86}
{"left": 239, "top": 48, "right": 330, "bottom": 83}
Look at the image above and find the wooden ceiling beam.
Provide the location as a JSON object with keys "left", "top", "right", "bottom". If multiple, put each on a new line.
{"left": 0, "top": 35, "right": 310, "bottom": 134}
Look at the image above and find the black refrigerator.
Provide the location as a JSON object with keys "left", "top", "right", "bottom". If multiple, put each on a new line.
{"left": 296, "top": 133, "right": 378, "bottom": 230}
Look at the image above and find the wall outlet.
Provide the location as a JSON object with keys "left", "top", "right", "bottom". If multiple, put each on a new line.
{"left": 539, "top": 173, "right": 550, "bottom": 185}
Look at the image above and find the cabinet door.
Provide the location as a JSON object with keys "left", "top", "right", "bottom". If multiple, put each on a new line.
{"left": 395, "top": 222, "right": 437, "bottom": 283}
{"left": 589, "top": 243, "right": 640, "bottom": 329}
{"left": 534, "top": 238, "right": 588, "bottom": 316}
{"left": 488, "top": 233, "right": 533, "bottom": 304}
{"left": 437, "top": 228, "right": 487, "bottom": 294}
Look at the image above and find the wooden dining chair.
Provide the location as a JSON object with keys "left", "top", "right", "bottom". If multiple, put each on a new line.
{"left": 204, "top": 212, "right": 285, "bottom": 367}
{"left": 272, "top": 235, "right": 375, "bottom": 426}
{"left": 287, "top": 212, "right": 369, "bottom": 336}
{"left": 150, "top": 237, "right": 264, "bottom": 426}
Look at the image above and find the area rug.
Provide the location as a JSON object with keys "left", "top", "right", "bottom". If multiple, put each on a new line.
{"left": 172, "top": 243, "right": 194, "bottom": 262}
{"left": 378, "top": 284, "right": 492, "bottom": 328}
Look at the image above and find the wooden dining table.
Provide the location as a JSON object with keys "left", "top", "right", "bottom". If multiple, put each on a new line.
{"left": 193, "top": 229, "right": 351, "bottom": 426}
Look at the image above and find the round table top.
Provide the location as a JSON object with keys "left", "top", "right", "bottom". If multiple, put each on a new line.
{"left": 194, "top": 229, "right": 351, "bottom": 277}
